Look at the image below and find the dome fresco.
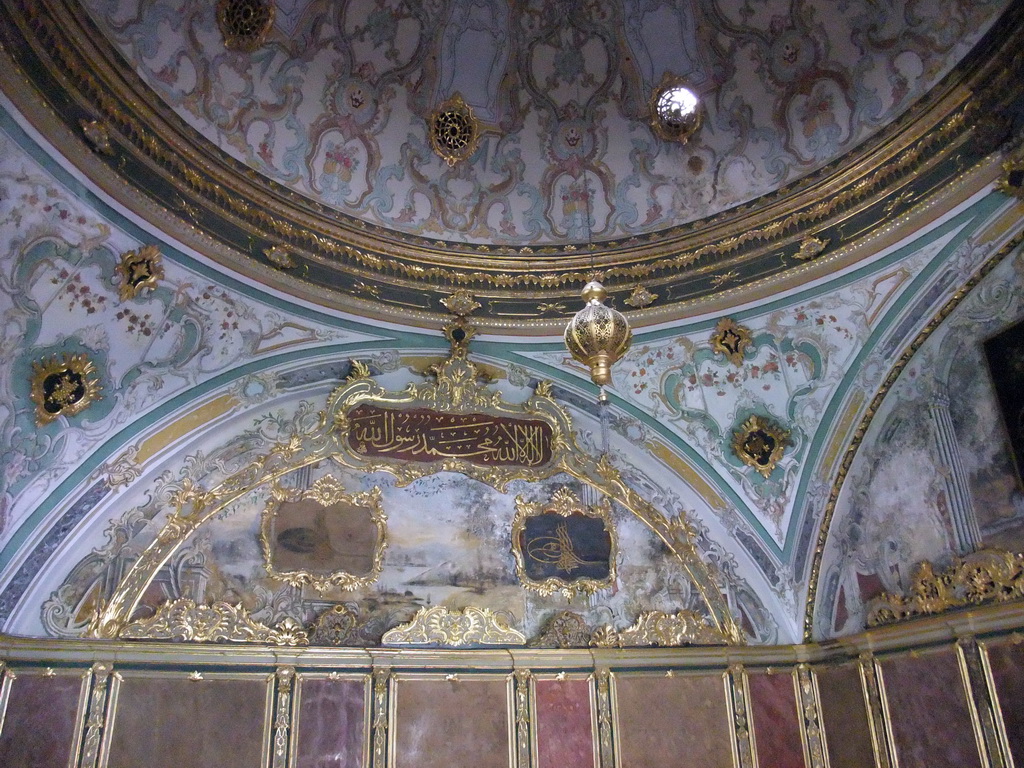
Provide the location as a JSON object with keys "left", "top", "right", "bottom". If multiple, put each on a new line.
{"left": 0, "top": 0, "right": 1021, "bottom": 655}
{"left": 81, "top": 0, "right": 1007, "bottom": 245}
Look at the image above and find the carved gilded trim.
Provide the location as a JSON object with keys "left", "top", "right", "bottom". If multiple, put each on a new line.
{"left": 30, "top": 353, "right": 102, "bottom": 426}
{"left": 528, "top": 611, "right": 593, "bottom": 648}
{"left": 370, "top": 668, "right": 391, "bottom": 768}
{"left": 996, "top": 150, "right": 1024, "bottom": 200}
{"left": 594, "top": 670, "right": 615, "bottom": 768}
{"left": 866, "top": 549, "right": 1024, "bottom": 627}
{"left": 511, "top": 488, "right": 617, "bottom": 599}
{"left": 727, "top": 666, "right": 755, "bottom": 768}
{"left": 260, "top": 476, "right": 387, "bottom": 592}
{"left": 731, "top": 415, "right": 790, "bottom": 479}
{"left": 116, "top": 244, "right": 163, "bottom": 300}
{"left": 78, "top": 663, "right": 113, "bottom": 768}
{"left": 958, "top": 638, "right": 1007, "bottom": 768}
{"left": 795, "top": 664, "right": 828, "bottom": 768}
{"left": 270, "top": 667, "right": 295, "bottom": 768}
{"left": 590, "top": 610, "right": 729, "bottom": 647}
{"left": 858, "top": 654, "right": 895, "bottom": 768}
{"left": 118, "top": 599, "right": 309, "bottom": 646}
{"left": 711, "top": 317, "right": 753, "bottom": 367}
{"left": 428, "top": 93, "right": 481, "bottom": 167}
{"left": 512, "top": 669, "right": 533, "bottom": 768}
{"left": 803, "top": 230, "right": 1024, "bottom": 641}
{"left": 381, "top": 606, "right": 526, "bottom": 647}
{"left": 979, "top": 638, "right": 1020, "bottom": 768}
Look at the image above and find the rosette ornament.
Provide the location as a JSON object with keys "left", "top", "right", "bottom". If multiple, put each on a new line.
{"left": 564, "top": 280, "right": 632, "bottom": 399}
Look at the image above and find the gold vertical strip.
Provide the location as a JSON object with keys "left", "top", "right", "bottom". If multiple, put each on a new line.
{"left": 979, "top": 640, "right": 1018, "bottom": 768}
{"left": 796, "top": 664, "right": 828, "bottom": 768}
{"left": 77, "top": 663, "right": 113, "bottom": 768}
{"left": 371, "top": 667, "right": 391, "bottom": 768}
{"left": 271, "top": 666, "right": 296, "bottom": 768}
{"left": 594, "top": 669, "right": 615, "bottom": 768}
{"left": 957, "top": 638, "right": 1004, "bottom": 768}
{"left": 728, "top": 665, "right": 756, "bottom": 768}
{"left": 0, "top": 663, "right": 12, "bottom": 736}
{"left": 861, "top": 654, "right": 895, "bottom": 768}
{"left": 513, "top": 669, "right": 533, "bottom": 768}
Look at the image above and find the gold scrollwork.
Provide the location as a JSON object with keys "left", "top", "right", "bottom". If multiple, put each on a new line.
{"left": 528, "top": 610, "right": 593, "bottom": 648}
{"left": 428, "top": 93, "right": 481, "bottom": 167}
{"left": 380, "top": 606, "right": 526, "bottom": 646}
{"left": 731, "top": 415, "right": 790, "bottom": 478}
{"left": 80, "top": 119, "right": 114, "bottom": 155}
{"left": 119, "top": 598, "right": 309, "bottom": 645}
{"left": 794, "top": 236, "right": 828, "bottom": 261}
{"left": 712, "top": 317, "right": 753, "bottom": 367}
{"left": 30, "top": 353, "right": 102, "bottom": 426}
{"left": 866, "top": 549, "right": 1024, "bottom": 627}
{"left": 260, "top": 476, "right": 387, "bottom": 592}
{"left": 217, "top": 0, "right": 275, "bottom": 52}
{"left": 116, "top": 244, "right": 163, "bottom": 300}
{"left": 511, "top": 488, "right": 617, "bottom": 599}
{"left": 441, "top": 289, "right": 481, "bottom": 317}
{"left": 590, "top": 609, "right": 730, "bottom": 647}
{"left": 624, "top": 285, "right": 658, "bottom": 309}
{"left": 265, "top": 245, "right": 297, "bottom": 270}
{"left": 996, "top": 151, "right": 1024, "bottom": 199}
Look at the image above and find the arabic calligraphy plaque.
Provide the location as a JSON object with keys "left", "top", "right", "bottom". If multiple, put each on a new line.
{"left": 511, "top": 489, "right": 617, "bottom": 598}
{"left": 347, "top": 403, "right": 553, "bottom": 468}
{"left": 520, "top": 512, "right": 612, "bottom": 582}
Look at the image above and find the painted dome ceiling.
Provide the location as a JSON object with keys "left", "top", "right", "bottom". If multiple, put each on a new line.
{"left": 1, "top": 0, "right": 1016, "bottom": 321}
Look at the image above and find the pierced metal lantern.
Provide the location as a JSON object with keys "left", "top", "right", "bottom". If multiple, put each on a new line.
{"left": 564, "top": 280, "right": 632, "bottom": 395}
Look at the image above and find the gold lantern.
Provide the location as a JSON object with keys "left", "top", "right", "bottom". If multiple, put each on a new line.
{"left": 564, "top": 280, "right": 632, "bottom": 401}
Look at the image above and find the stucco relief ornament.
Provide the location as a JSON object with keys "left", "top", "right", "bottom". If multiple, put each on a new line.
{"left": 711, "top": 317, "right": 753, "bottom": 366}
{"left": 217, "top": 0, "right": 275, "bottom": 52}
{"left": 441, "top": 289, "right": 481, "bottom": 317}
{"left": 265, "top": 245, "right": 297, "bottom": 270}
{"left": 116, "top": 244, "right": 163, "bottom": 300}
{"left": 997, "top": 150, "right": 1024, "bottom": 199}
{"left": 624, "top": 285, "right": 658, "bottom": 309}
{"left": 590, "top": 610, "right": 729, "bottom": 647}
{"left": 30, "top": 353, "right": 102, "bottom": 426}
{"left": 731, "top": 415, "right": 790, "bottom": 478}
{"left": 381, "top": 606, "right": 526, "bottom": 646}
{"left": 428, "top": 93, "right": 481, "bottom": 166}
{"left": 80, "top": 119, "right": 114, "bottom": 155}
{"left": 794, "top": 236, "right": 828, "bottom": 261}
{"left": 119, "top": 598, "right": 308, "bottom": 646}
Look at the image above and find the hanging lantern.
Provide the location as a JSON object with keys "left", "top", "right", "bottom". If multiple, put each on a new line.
{"left": 564, "top": 280, "right": 632, "bottom": 399}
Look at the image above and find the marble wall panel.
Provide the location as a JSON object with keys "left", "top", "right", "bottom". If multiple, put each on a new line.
{"left": 614, "top": 673, "right": 733, "bottom": 768}
{"left": 747, "top": 671, "right": 804, "bottom": 768}
{"left": 814, "top": 663, "right": 875, "bottom": 768}
{"left": 295, "top": 677, "right": 367, "bottom": 768}
{"left": 878, "top": 649, "right": 982, "bottom": 768}
{"left": 534, "top": 678, "right": 595, "bottom": 768}
{"left": 105, "top": 675, "right": 268, "bottom": 768}
{"left": 392, "top": 677, "right": 509, "bottom": 768}
{"left": 0, "top": 671, "right": 84, "bottom": 767}
{"left": 983, "top": 639, "right": 1024, "bottom": 766}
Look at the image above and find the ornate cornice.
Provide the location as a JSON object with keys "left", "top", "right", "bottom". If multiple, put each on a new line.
{"left": 0, "top": 0, "right": 1020, "bottom": 325}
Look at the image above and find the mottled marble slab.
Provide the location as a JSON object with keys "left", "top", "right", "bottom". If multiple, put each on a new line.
{"left": 105, "top": 675, "right": 268, "bottom": 768}
{"left": 984, "top": 638, "right": 1024, "bottom": 765}
{"left": 0, "top": 671, "right": 84, "bottom": 767}
{"left": 295, "top": 677, "right": 367, "bottom": 768}
{"left": 814, "top": 663, "right": 875, "bottom": 768}
{"left": 393, "top": 677, "right": 510, "bottom": 768}
{"left": 747, "top": 670, "right": 804, "bottom": 768}
{"left": 879, "top": 648, "right": 982, "bottom": 768}
{"left": 614, "top": 673, "right": 733, "bottom": 768}
{"left": 535, "top": 678, "right": 594, "bottom": 768}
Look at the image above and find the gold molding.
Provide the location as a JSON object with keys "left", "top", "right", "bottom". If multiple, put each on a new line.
{"left": 30, "top": 353, "right": 102, "bottom": 426}
{"left": 591, "top": 610, "right": 729, "bottom": 647}
{"left": 712, "top": 317, "right": 753, "bottom": 366}
{"left": 428, "top": 93, "right": 481, "bottom": 167}
{"left": 380, "top": 606, "right": 526, "bottom": 647}
{"left": 510, "top": 488, "right": 617, "bottom": 599}
{"left": 731, "top": 415, "right": 790, "bottom": 478}
{"left": 118, "top": 599, "right": 309, "bottom": 646}
{"left": 260, "top": 476, "right": 387, "bottom": 592}
{"left": 996, "top": 149, "right": 1024, "bottom": 199}
{"left": 866, "top": 549, "right": 1024, "bottom": 627}
{"left": 116, "top": 244, "right": 163, "bottom": 300}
